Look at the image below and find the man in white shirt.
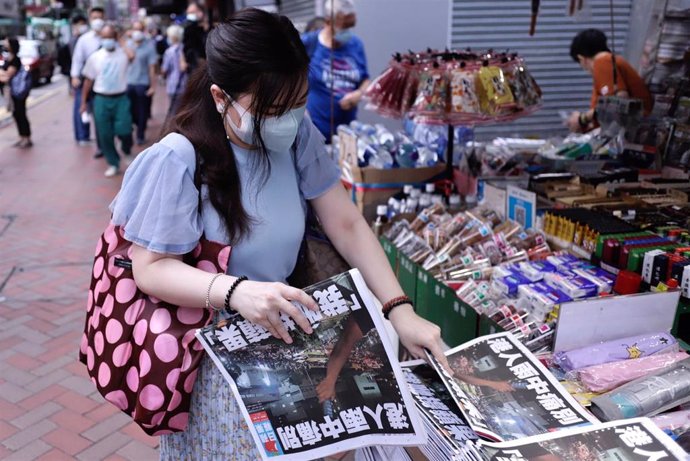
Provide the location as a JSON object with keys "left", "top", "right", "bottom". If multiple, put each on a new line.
{"left": 70, "top": 7, "right": 104, "bottom": 148}
{"left": 80, "top": 25, "right": 134, "bottom": 178}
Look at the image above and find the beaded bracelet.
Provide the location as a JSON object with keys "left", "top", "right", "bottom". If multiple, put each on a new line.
{"left": 224, "top": 276, "right": 248, "bottom": 311}
{"left": 382, "top": 295, "right": 413, "bottom": 320}
{"left": 205, "top": 273, "right": 224, "bottom": 312}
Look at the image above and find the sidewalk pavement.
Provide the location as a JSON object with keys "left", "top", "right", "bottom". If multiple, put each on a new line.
{"left": 0, "top": 88, "right": 164, "bottom": 460}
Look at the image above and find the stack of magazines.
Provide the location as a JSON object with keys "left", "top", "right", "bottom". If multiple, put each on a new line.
{"left": 197, "top": 270, "right": 688, "bottom": 461}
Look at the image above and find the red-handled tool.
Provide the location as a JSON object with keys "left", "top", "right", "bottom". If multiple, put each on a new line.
{"left": 530, "top": 0, "right": 540, "bottom": 36}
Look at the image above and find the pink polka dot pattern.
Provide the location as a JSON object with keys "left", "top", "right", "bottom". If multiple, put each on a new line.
{"left": 105, "top": 390, "right": 129, "bottom": 410}
{"left": 101, "top": 294, "right": 114, "bottom": 318}
{"left": 169, "top": 390, "right": 182, "bottom": 411}
{"left": 150, "top": 309, "right": 171, "bottom": 334}
{"left": 183, "top": 370, "right": 198, "bottom": 393}
{"left": 166, "top": 368, "right": 180, "bottom": 392}
{"left": 133, "top": 319, "right": 148, "bottom": 346}
{"left": 105, "top": 319, "right": 123, "bottom": 344}
{"left": 154, "top": 334, "right": 179, "bottom": 363}
{"left": 86, "top": 290, "right": 94, "bottom": 314}
{"left": 112, "top": 342, "right": 132, "bottom": 367}
{"left": 115, "top": 278, "right": 137, "bottom": 304}
{"left": 139, "top": 350, "right": 151, "bottom": 377}
{"left": 124, "top": 299, "right": 145, "bottom": 326}
{"left": 80, "top": 333, "right": 88, "bottom": 355}
{"left": 78, "top": 224, "right": 230, "bottom": 435}
{"left": 93, "top": 256, "right": 105, "bottom": 279}
{"left": 177, "top": 308, "right": 203, "bottom": 326}
{"left": 98, "top": 362, "right": 111, "bottom": 387}
{"left": 86, "top": 347, "right": 94, "bottom": 371}
{"left": 94, "top": 331, "right": 105, "bottom": 356}
{"left": 140, "top": 384, "right": 164, "bottom": 411}
{"left": 126, "top": 366, "right": 139, "bottom": 392}
{"left": 169, "top": 412, "right": 189, "bottom": 431}
{"left": 218, "top": 246, "right": 231, "bottom": 269}
{"left": 196, "top": 260, "right": 215, "bottom": 273}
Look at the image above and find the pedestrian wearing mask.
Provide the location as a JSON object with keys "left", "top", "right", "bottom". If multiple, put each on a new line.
{"left": 80, "top": 25, "right": 134, "bottom": 177}
{"left": 161, "top": 25, "right": 186, "bottom": 117}
{"left": 124, "top": 21, "right": 158, "bottom": 145}
{"left": 181, "top": 2, "right": 207, "bottom": 74}
{"left": 0, "top": 37, "right": 33, "bottom": 148}
{"left": 70, "top": 7, "right": 105, "bottom": 149}
{"left": 301, "top": 0, "right": 370, "bottom": 142}
{"left": 108, "top": 9, "right": 448, "bottom": 458}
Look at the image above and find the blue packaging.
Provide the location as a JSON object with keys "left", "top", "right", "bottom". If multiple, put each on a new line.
{"left": 573, "top": 266, "right": 616, "bottom": 294}
{"left": 517, "top": 261, "right": 558, "bottom": 282}
{"left": 545, "top": 274, "right": 598, "bottom": 299}
{"left": 491, "top": 273, "right": 531, "bottom": 297}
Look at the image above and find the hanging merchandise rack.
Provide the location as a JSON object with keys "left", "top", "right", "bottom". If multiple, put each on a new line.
{"left": 363, "top": 48, "right": 543, "bottom": 180}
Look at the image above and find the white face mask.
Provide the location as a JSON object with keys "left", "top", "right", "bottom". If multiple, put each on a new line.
{"left": 225, "top": 98, "right": 305, "bottom": 152}
{"left": 77, "top": 24, "right": 89, "bottom": 35}
{"left": 132, "top": 30, "right": 145, "bottom": 42}
{"left": 90, "top": 18, "right": 105, "bottom": 32}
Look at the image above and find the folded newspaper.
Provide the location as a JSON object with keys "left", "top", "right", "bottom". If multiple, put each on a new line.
{"left": 480, "top": 418, "right": 688, "bottom": 461}
{"left": 196, "top": 269, "right": 425, "bottom": 461}
{"left": 424, "top": 332, "right": 599, "bottom": 442}
{"left": 402, "top": 335, "right": 688, "bottom": 461}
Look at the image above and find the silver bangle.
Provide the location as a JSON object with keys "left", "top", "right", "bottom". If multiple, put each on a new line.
{"left": 205, "top": 273, "right": 224, "bottom": 311}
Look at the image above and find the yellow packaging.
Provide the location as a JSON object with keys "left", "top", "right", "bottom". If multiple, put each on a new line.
{"left": 476, "top": 65, "right": 515, "bottom": 114}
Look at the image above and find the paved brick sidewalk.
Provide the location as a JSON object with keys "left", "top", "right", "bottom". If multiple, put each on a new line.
{"left": 0, "top": 88, "right": 165, "bottom": 460}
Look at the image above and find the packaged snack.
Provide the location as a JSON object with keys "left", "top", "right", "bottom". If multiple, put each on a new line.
{"left": 449, "top": 64, "right": 480, "bottom": 114}
{"left": 476, "top": 64, "right": 515, "bottom": 115}
{"left": 411, "top": 63, "right": 448, "bottom": 117}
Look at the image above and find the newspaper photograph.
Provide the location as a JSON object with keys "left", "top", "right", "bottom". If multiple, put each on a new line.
{"left": 196, "top": 269, "right": 425, "bottom": 461}
{"left": 480, "top": 417, "right": 688, "bottom": 460}
{"left": 425, "top": 332, "right": 598, "bottom": 442}
{"left": 402, "top": 360, "right": 477, "bottom": 447}
{"left": 402, "top": 359, "right": 482, "bottom": 461}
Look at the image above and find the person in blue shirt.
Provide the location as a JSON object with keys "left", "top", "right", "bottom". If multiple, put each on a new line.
{"left": 302, "top": 0, "right": 370, "bottom": 142}
{"left": 124, "top": 21, "right": 158, "bottom": 145}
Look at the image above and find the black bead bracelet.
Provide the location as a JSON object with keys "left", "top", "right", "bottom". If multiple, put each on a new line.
{"left": 224, "top": 276, "right": 248, "bottom": 311}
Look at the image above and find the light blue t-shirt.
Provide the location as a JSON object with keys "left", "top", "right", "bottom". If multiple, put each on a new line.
{"left": 126, "top": 39, "right": 158, "bottom": 86}
{"left": 109, "top": 116, "right": 341, "bottom": 282}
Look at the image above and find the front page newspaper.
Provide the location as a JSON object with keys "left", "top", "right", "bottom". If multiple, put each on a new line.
{"left": 480, "top": 418, "right": 688, "bottom": 461}
{"left": 425, "top": 332, "right": 598, "bottom": 442}
{"left": 196, "top": 269, "right": 425, "bottom": 461}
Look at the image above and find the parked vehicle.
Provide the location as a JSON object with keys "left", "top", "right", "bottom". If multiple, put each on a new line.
{"left": 17, "top": 39, "right": 56, "bottom": 85}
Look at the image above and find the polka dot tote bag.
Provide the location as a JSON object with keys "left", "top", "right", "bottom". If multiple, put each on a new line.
{"left": 79, "top": 223, "right": 231, "bottom": 435}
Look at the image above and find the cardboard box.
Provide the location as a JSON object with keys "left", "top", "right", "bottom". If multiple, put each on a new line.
{"left": 338, "top": 128, "right": 446, "bottom": 221}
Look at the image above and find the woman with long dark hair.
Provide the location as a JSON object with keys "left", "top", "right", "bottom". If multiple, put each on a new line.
{"left": 110, "top": 9, "right": 449, "bottom": 458}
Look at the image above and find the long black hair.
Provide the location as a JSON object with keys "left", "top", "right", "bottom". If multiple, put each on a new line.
{"left": 165, "top": 8, "right": 309, "bottom": 244}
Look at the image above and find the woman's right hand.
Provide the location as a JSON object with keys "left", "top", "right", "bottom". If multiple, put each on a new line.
{"left": 230, "top": 281, "right": 320, "bottom": 345}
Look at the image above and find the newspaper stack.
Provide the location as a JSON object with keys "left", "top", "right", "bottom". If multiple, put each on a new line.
{"left": 196, "top": 269, "right": 688, "bottom": 461}
{"left": 197, "top": 269, "right": 425, "bottom": 461}
{"left": 403, "top": 332, "right": 688, "bottom": 460}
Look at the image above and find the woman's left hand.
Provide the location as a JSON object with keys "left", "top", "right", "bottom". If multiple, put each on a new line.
{"left": 388, "top": 305, "right": 453, "bottom": 375}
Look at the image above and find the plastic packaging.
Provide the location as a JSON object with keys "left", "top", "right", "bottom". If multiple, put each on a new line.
{"left": 554, "top": 332, "right": 678, "bottom": 372}
{"left": 651, "top": 409, "right": 690, "bottom": 434}
{"left": 476, "top": 64, "right": 515, "bottom": 115}
{"left": 590, "top": 358, "right": 690, "bottom": 421}
{"left": 578, "top": 351, "right": 688, "bottom": 393}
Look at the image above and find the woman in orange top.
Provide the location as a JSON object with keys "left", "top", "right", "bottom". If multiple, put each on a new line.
{"left": 567, "top": 29, "right": 652, "bottom": 132}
